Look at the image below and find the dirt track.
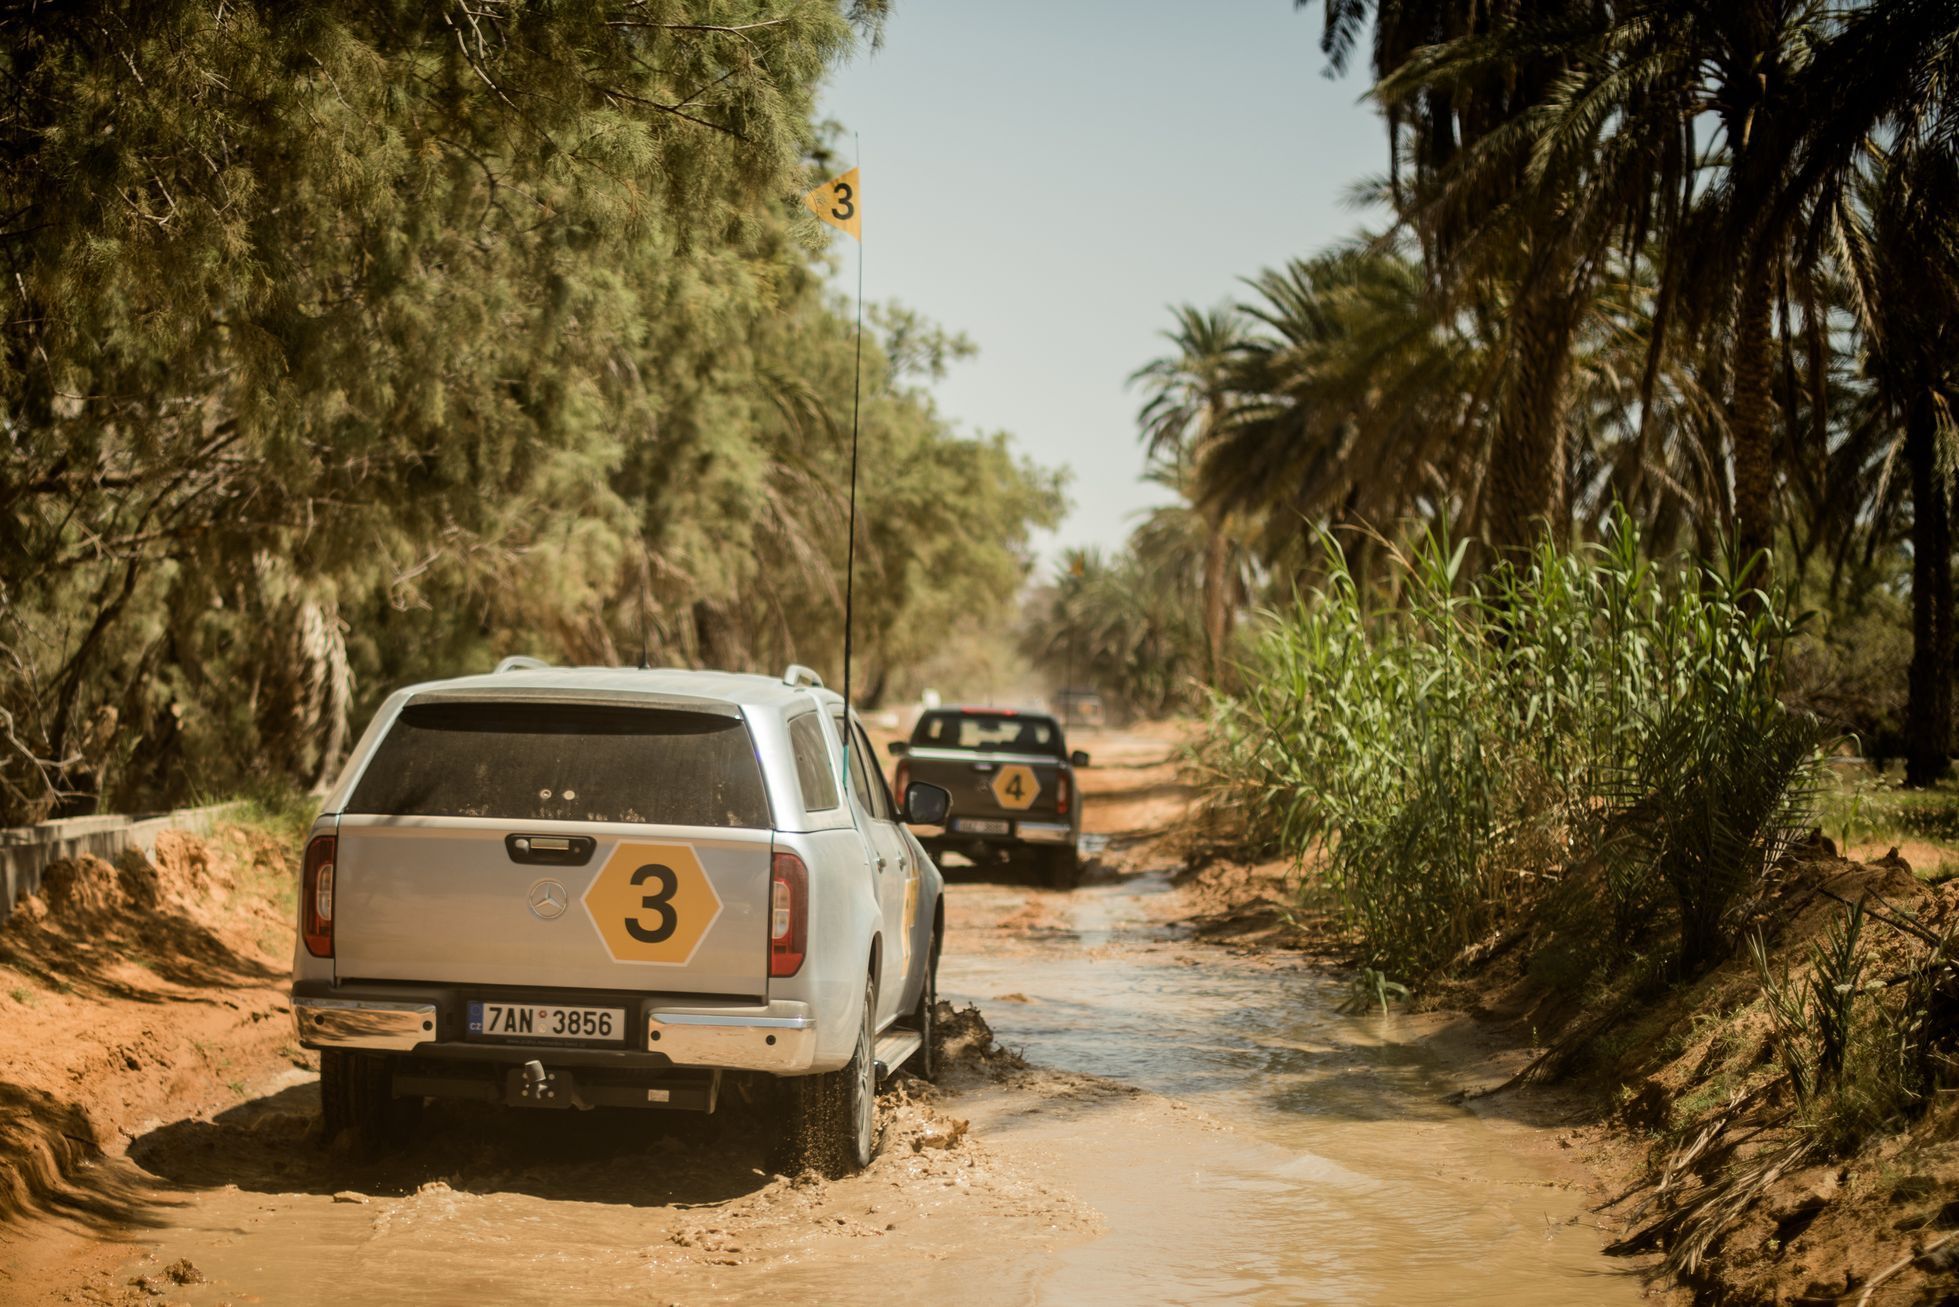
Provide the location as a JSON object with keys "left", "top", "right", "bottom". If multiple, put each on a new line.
{"left": 0, "top": 729, "right": 1656, "bottom": 1305}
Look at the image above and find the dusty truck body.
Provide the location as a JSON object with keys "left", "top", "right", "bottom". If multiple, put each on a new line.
{"left": 289, "top": 661, "right": 951, "bottom": 1173}
{"left": 889, "top": 708, "right": 1088, "bottom": 887}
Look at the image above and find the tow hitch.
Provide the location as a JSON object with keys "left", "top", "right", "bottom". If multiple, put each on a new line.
{"left": 489, "top": 1061, "right": 722, "bottom": 1112}
{"left": 513, "top": 1059, "right": 565, "bottom": 1107}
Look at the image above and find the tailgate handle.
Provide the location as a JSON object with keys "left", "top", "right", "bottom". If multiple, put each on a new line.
{"left": 505, "top": 834, "right": 596, "bottom": 866}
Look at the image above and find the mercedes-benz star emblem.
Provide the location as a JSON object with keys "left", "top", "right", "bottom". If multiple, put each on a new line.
{"left": 528, "top": 878, "right": 568, "bottom": 921}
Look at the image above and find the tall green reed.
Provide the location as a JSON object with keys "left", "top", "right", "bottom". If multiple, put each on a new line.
{"left": 1197, "top": 513, "right": 1822, "bottom": 980}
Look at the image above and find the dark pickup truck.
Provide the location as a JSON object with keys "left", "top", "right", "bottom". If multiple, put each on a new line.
{"left": 888, "top": 707, "right": 1089, "bottom": 888}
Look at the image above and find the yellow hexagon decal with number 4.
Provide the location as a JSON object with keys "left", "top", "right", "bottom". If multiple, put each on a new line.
{"left": 990, "top": 763, "right": 1041, "bottom": 811}
{"left": 583, "top": 841, "right": 722, "bottom": 966}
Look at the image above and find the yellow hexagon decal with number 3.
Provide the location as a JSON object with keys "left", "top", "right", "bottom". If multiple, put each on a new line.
{"left": 583, "top": 841, "right": 722, "bottom": 965}
{"left": 990, "top": 763, "right": 1040, "bottom": 811}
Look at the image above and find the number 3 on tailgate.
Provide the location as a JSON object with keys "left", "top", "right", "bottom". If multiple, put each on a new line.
{"left": 583, "top": 841, "right": 724, "bottom": 965}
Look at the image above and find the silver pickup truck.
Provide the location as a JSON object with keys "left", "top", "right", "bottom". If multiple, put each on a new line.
{"left": 289, "top": 661, "right": 951, "bottom": 1175}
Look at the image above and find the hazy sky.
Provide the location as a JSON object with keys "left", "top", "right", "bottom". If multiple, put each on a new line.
{"left": 818, "top": 1, "right": 1385, "bottom": 574}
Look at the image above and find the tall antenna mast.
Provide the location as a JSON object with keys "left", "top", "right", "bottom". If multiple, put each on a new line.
{"left": 800, "top": 145, "right": 866, "bottom": 796}
{"left": 841, "top": 134, "right": 864, "bottom": 722}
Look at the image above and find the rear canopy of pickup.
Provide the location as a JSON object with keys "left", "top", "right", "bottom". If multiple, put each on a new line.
{"left": 903, "top": 709, "right": 1071, "bottom": 820}
{"left": 329, "top": 693, "right": 774, "bottom": 997}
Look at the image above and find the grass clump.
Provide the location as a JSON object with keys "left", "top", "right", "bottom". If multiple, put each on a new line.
{"left": 1755, "top": 901, "right": 1959, "bottom": 1154}
{"left": 1816, "top": 769, "right": 1959, "bottom": 879}
{"left": 216, "top": 778, "right": 319, "bottom": 851}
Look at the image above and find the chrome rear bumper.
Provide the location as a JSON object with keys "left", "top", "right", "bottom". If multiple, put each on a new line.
{"left": 647, "top": 1004, "right": 815, "bottom": 1073}
{"left": 290, "top": 989, "right": 815, "bottom": 1073}
{"left": 293, "top": 997, "right": 437, "bottom": 1051}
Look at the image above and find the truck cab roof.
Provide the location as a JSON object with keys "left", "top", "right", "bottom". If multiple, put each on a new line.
{"left": 402, "top": 665, "right": 840, "bottom": 714}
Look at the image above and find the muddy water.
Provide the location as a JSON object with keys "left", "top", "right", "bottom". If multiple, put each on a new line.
{"left": 941, "top": 870, "right": 1645, "bottom": 1305}
{"left": 30, "top": 771, "right": 1648, "bottom": 1306}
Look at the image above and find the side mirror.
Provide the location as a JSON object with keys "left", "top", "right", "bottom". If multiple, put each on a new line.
{"left": 902, "top": 781, "right": 951, "bottom": 826}
{"left": 1070, "top": 750, "right": 1091, "bottom": 767}
{"left": 887, "top": 740, "right": 910, "bottom": 757}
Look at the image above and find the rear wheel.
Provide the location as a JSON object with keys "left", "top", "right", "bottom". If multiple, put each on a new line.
{"left": 319, "top": 1050, "right": 419, "bottom": 1155}
{"left": 904, "top": 928, "right": 940, "bottom": 1082}
{"left": 1040, "top": 844, "right": 1080, "bottom": 890}
{"left": 779, "top": 975, "right": 877, "bottom": 1176}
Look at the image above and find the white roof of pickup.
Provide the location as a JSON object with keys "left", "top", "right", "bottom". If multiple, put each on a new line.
{"left": 401, "top": 666, "right": 834, "bottom": 715}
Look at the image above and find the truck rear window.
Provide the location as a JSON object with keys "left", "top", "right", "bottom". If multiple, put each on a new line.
{"left": 348, "top": 702, "right": 771, "bottom": 828}
{"left": 912, "top": 711, "right": 1062, "bottom": 755}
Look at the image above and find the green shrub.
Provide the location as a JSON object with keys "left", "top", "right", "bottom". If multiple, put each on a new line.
{"left": 1606, "top": 682, "right": 1826, "bottom": 973}
{"left": 1198, "top": 514, "right": 1823, "bottom": 981}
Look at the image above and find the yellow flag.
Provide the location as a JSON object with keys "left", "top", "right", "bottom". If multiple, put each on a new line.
{"left": 803, "top": 167, "right": 861, "bottom": 240}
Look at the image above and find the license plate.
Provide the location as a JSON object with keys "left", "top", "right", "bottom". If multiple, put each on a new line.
{"left": 468, "top": 1001, "right": 626, "bottom": 1042}
{"left": 954, "top": 817, "right": 1010, "bottom": 835}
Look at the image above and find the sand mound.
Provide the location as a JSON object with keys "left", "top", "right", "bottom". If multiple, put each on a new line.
{"left": 6, "top": 830, "right": 250, "bottom": 940}
{"left": 0, "top": 824, "right": 297, "bottom": 1223}
{"left": 34, "top": 854, "right": 126, "bottom": 921}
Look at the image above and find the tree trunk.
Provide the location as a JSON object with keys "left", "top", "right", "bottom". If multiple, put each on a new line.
{"left": 862, "top": 663, "right": 890, "bottom": 711}
{"left": 1202, "top": 524, "right": 1230, "bottom": 687}
{"left": 1483, "top": 282, "right": 1575, "bottom": 560}
{"left": 1905, "top": 395, "right": 1953, "bottom": 787}
{"left": 1730, "top": 263, "right": 1779, "bottom": 575}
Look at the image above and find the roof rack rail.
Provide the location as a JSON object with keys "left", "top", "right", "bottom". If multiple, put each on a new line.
{"left": 782, "top": 663, "right": 824, "bottom": 689}
{"left": 494, "top": 655, "right": 550, "bottom": 674}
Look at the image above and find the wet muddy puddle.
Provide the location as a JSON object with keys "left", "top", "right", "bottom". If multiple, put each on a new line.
{"left": 938, "top": 871, "right": 1645, "bottom": 1305}
{"left": 74, "top": 867, "right": 1645, "bottom": 1306}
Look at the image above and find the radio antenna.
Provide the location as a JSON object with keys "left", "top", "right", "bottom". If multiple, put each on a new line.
{"left": 841, "top": 135, "right": 864, "bottom": 721}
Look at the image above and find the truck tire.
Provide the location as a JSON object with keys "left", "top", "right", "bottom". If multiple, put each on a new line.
{"left": 904, "top": 930, "right": 940, "bottom": 1083}
{"left": 319, "top": 1049, "right": 418, "bottom": 1156}
{"left": 1041, "top": 845, "right": 1080, "bottom": 890}
{"left": 779, "top": 975, "right": 877, "bottom": 1177}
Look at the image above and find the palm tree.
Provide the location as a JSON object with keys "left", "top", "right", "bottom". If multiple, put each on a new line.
{"left": 1209, "top": 240, "right": 1728, "bottom": 577}
{"left": 1767, "top": 0, "right": 1959, "bottom": 238}
{"left": 1129, "top": 306, "right": 1253, "bottom": 685}
{"left": 1318, "top": 0, "right": 1598, "bottom": 558}
{"left": 1825, "top": 146, "right": 1959, "bottom": 784}
{"left": 1026, "top": 545, "right": 1207, "bottom": 718}
{"left": 1377, "top": 0, "right": 1910, "bottom": 574}
{"left": 1565, "top": 254, "right": 1734, "bottom": 553}
{"left": 1468, "top": 0, "right": 1959, "bottom": 775}
{"left": 1130, "top": 498, "right": 1257, "bottom": 646}
{"left": 1192, "top": 242, "right": 1494, "bottom": 581}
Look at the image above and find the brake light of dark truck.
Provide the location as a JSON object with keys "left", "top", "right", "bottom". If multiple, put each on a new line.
{"left": 302, "top": 834, "right": 336, "bottom": 958}
{"left": 1056, "top": 770, "right": 1071, "bottom": 815}
{"left": 769, "top": 850, "right": 808, "bottom": 977}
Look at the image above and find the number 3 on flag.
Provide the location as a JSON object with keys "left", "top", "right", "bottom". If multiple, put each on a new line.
{"left": 803, "top": 167, "right": 861, "bottom": 240}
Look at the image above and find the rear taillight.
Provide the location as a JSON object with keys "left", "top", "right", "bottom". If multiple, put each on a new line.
{"left": 302, "top": 834, "right": 336, "bottom": 958}
{"left": 769, "top": 851, "right": 808, "bottom": 978}
{"left": 894, "top": 759, "right": 911, "bottom": 802}
{"left": 1056, "top": 770, "right": 1071, "bottom": 815}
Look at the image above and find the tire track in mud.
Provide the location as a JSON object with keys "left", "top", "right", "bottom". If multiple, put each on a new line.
{"left": 936, "top": 869, "right": 1649, "bottom": 1306}
{"left": 10, "top": 1006, "right": 1119, "bottom": 1307}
